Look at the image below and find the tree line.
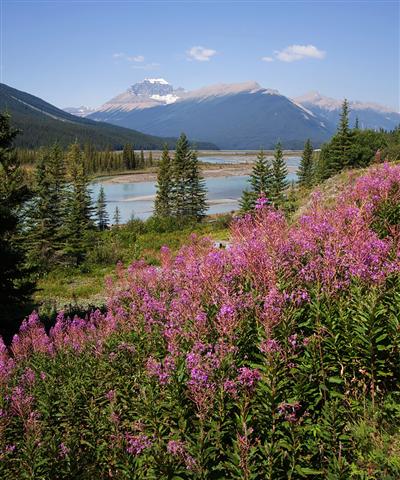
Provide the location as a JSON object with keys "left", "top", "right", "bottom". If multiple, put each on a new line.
{"left": 17, "top": 144, "right": 156, "bottom": 175}
{"left": 240, "top": 100, "right": 400, "bottom": 211}
{"left": 297, "top": 100, "right": 400, "bottom": 188}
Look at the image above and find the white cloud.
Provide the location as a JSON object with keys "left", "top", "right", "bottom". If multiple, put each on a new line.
{"left": 113, "top": 53, "right": 145, "bottom": 63}
{"left": 129, "top": 55, "right": 145, "bottom": 63}
{"left": 261, "top": 56, "right": 274, "bottom": 62}
{"left": 132, "top": 62, "right": 160, "bottom": 70}
{"left": 187, "top": 46, "right": 217, "bottom": 62}
{"left": 274, "top": 44, "right": 326, "bottom": 62}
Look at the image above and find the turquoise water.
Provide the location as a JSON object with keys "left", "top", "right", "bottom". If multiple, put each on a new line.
{"left": 91, "top": 157, "right": 300, "bottom": 223}
{"left": 199, "top": 155, "right": 301, "bottom": 166}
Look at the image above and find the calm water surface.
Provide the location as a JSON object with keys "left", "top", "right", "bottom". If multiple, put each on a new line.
{"left": 91, "top": 156, "right": 300, "bottom": 223}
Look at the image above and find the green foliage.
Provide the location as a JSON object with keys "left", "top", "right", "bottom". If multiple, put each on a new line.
{"left": 240, "top": 149, "right": 272, "bottom": 211}
{"left": 154, "top": 144, "right": 173, "bottom": 217}
{"left": 297, "top": 139, "right": 314, "bottom": 187}
{"left": 271, "top": 142, "right": 288, "bottom": 205}
{"left": 4, "top": 278, "right": 400, "bottom": 478}
{"left": 382, "top": 126, "right": 400, "bottom": 162}
{"left": 0, "top": 113, "right": 34, "bottom": 331}
{"left": 62, "top": 143, "right": 94, "bottom": 264}
{"left": 113, "top": 206, "right": 121, "bottom": 227}
{"left": 122, "top": 143, "right": 136, "bottom": 170}
{"left": 315, "top": 101, "right": 392, "bottom": 182}
{"left": 96, "top": 186, "right": 109, "bottom": 231}
{"left": 25, "top": 144, "right": 67, "bottom": 269}
{"left": 171, "top": 133, "right": 208, "bottom": 220}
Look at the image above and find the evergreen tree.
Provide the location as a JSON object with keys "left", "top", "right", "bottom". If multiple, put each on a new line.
{"left": 186, "top": 149, "right": 207, "bottom": 219}
{"left": 239, "top": 190, "right": 257, "bottom": 212}
{"left": 240, "top": 148, "right": 272, "bottom": 211}
{"left": 171, "top": 133, "right": 191, "bottom": 217}
{"left": 26, "top": 144, "right": 67, "bottom": 268}
{"left": 123, "top": 143, "right": 135, "bottom": 170}
{"left": 140, "top": 149, "right": 145, "bottom": 169}
{"left": 297, "top": 139, "right": 314, "bottom": 187}
{"left": 354, "top": 117, "right": 360, "bottom": 130}
{"left": 250, "top": 149, "right": 272, "bottom": 195}
{"left": 113, "top": 206, "right": 121, "bottom": 227}
{"left": 154, "top": 145, "right": 173, "bottom": 217}
{"left": 171, "top": 133, "right": 208, "bottom": 219}
{"left": 62, "top": 143, "right": 93, "bottom": 264}
{"left": 0, "top": 113, "right": 33, "bottom": 330}
{"left": 323, "top": 99, "right": 356, "bottom": 177}
{"left": 148, "top": 151, "right": 153, "bottom": 167}
{"left": 96, "top": 186, "right": 109, "bottom": 230}
{"left": 26, "top": 148, "right": 56, "bottom": 267}
{"left": 270, "top": 142, "right": 288, "bottom": 205}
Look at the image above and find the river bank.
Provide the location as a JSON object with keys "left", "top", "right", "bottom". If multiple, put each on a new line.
{"left": 96, "top": 161, "right": 299, "bottom": 185}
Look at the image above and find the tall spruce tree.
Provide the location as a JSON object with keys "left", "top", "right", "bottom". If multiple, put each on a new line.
{"left": 26, "top": 148, "right": 56, "bottom": 268}
{"left": 154, "top": 144, "right": 173, "bottom": 217}
{"left": 297, "top": 139, "right": 314, "bottom": 187}
{"left": 171, "top": 133, "right": 191, "bottom": 217}
{"left": 0, "top": 113, "right": 33, "bottom": 331}
{"left": 171, "top": 133, "right": 207, "bottom": 219}
{"left": 63, "top": 143, "right": 93, "bottom": 264}
{"left": 270, "top": 142, "right": 288, "bottom": 205}
{"left": 240, "top": 148, "right": 272, "bottom": 211}
{"left": 96, "top": 186, "right": 109, "bottom": 230}
{"left": 186, "top": 149, "right": 207, "bottom": 219}
{"left": 123, "top": 143, "right": 136, "bottom": 170}
{"left": 323, "top": 99, "right": 356, "bottom": 177}
{"left": 113, "top": 206, "right": 121, "bottom": 227}
{"left": 26, "top": 144, "right": 67, "bottom": 268}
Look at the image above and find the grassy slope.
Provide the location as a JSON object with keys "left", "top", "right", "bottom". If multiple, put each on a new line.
{"left": 34, "top": 221, "right": 230, "bottom": 312}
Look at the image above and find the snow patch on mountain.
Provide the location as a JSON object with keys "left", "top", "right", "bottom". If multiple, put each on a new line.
{"left": 183, "top": 81, "right": 263, "bottom": 100}
{"left": 145, "top": 78, "right": 169, "bottom": 85}
{"left": 150, "top": 94, "right": 179, "bottom": 104}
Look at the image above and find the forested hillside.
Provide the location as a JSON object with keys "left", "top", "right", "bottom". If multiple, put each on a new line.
{"left": 0, "top": 83, "right": 217, "bottom": 150}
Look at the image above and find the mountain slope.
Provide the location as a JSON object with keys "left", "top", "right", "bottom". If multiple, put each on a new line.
{"left": 0, "top": 83, "right": 217, "bottom": 150}
{"left": 89, "top": 81, "right": 332, "bottom": 149}
{"left": 295, "top": 91, "right": 400, "bottom": 131}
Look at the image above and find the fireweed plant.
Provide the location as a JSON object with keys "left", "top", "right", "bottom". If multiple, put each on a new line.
{"left": 1, "top": 163, "right": 400, "bottom": 479}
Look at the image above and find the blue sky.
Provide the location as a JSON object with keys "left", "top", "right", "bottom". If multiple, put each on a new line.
{"left": 1, "top": 1, "right": 399, "bottom": 109}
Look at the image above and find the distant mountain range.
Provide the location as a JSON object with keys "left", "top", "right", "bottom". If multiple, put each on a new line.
{"left": 294, "top": 91, "right": 400, "bottom": 132}
{"left": 0, "top": 83, "right": 217, "bottom": 150}
{"left": 63, "top": 106, "right": 96, "bottom": 117}
{"left": 82, "top": 79, "right": 399, "bottom": 149}
{"left": 86, "top": 79, "right": 332, "bottom": 149}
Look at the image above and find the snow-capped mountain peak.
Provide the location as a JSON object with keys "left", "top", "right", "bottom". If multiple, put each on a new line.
{"left": 145, "top": 78, "right": 169, "bottom": 85}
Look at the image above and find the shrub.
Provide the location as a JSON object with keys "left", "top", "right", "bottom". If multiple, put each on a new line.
{"left": 0, "top": 163, "right": 399, "bottom": 479}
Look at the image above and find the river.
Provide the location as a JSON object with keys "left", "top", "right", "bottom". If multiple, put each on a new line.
{"left": 91, "top": 155, "right": 300, "bottom": 222}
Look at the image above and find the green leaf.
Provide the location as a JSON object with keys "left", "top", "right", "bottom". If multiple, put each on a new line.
{"left": 328, "top": 376, "right": 343, "bottom": 384}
